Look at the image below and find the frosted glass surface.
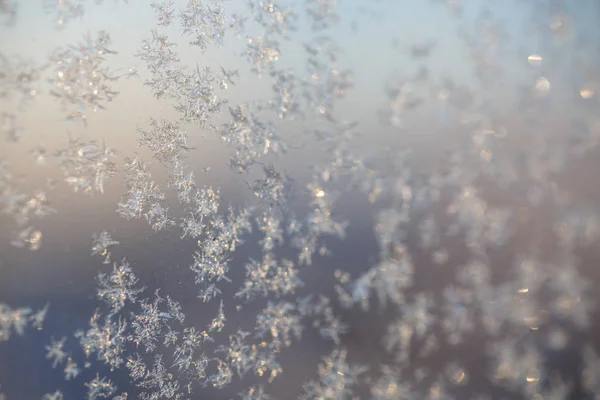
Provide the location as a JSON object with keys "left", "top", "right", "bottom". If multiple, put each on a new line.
{"left": 1, "top": 1, "right": 600, "bottom": 399}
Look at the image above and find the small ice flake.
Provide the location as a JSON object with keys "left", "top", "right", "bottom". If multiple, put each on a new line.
{"left": 45, "top": 337, "right": 67, "bottom": 368}
{"left": 64, "top": 357, "right": 80, "bottom": 380}
{"left": 42, "top": 391, "right": 64, "bottom": 400}
{"left": 91, "top": 231, "right": 119, "bottom": 263}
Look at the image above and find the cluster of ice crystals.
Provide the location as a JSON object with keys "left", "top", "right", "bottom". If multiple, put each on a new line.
{"left": 0, "top": 303, "right": 48, "bottom": 341}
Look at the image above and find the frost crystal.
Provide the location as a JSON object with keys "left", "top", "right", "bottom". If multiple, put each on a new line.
{"left": 54, "top": 137, "right": 117, "bottom": 195}
{"left": 0, "top": 54, "right": 44, "bottom": 103}
{"left": 45, "top": 337, "right": 67, "bottom": 368}
{"left": 151, "top": 0, "right": 175, "bottom": 27}
{"left": 42, "top": 391, "right": 64, "bottom": 400}
{"left": 64, "top": 357, "right": 81, "bottom": 380}
{"left": 42, "top": 0, "right": 84, "bottom": 29}
{"left": 48, "top": 31, "right": 119, "bottom": 119}
{"left": 137, "top": 119, "right": 192, "bottom": 165}
{"left": 300, "top": 348, "right": 367, "bottom": 400}
{"left": 1, "top": 112, "right": 22, "bottom": 142}
{"left": 180, "top": 0, "right": 226, "bottom": 50}
{"left": 85, "top": 374, "right": 116, "bottom": 400}
{"left": 96, "top": 260, "right": 144, "bottom": 314}
{"left": 75, "top": 312, "right": 127, "bottom": 370}
{"left": 91, "top": 231, "right": 120, "bottom": 263}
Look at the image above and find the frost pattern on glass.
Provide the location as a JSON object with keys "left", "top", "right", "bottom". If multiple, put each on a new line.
{"left": 1, "top": 0, "right": 600, "bottom": 399}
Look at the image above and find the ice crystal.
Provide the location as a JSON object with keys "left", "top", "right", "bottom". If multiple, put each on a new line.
{"left": 0, "top": 112, "right": 22, "bottom": 142}
{"left": 117, "top": 156, "right": 169, "bottom": 228}
{"left": 174, "top": 65, "right": 228, "bottom": 126}
{"left": 64, "top": 357, "right": 81, "bottom": 380}
{"left": 220, "top": 104, "right": 284, "bottom": 172}
{"left": 138, "top": 29, "right": 182, "bottom": 100}
{"left": 0, "top": 54, "right": 44, "bottom": 103}
{"left": 151, "top": 0, "right": 175, "bottom": 27}
{"left": 238, "top": 385, "right": 272, "bottom": 400}
{"left": 237, "top": 253, "right": 302, "bottom": 301}
{"left": 42, "top": 0, "right": 84, "bottom": 29}
{"left": 54, "top": 137, "right": 118, "bottom": 195}
{"left": 299, "top": 348, "right": 367, "bottom": 400}
{"left": 96, "top": 260, "right": 144, "bottom": 314}
{"left": 85, "top": 374, "right": 116, "bottom": 400}
{"left": 249, "top": 163, "right": 292, "bottom": 207}
{"left": 91, "top": 231, "right": 120, "bottom": 264}
{"left": 255, "top": 301, "right": 302, "bottom": 350}
{"left": 76, "top": 312, "right": 127, "bottom": 370}
{"left": 180, "top": 0, "right": 226, "bottom": 50}
{"left": 137, "top": 119, "right": 192, "bottom": 165}
{"left": 42, "top": 391, "right": 64, "bottom": 400}
{"left": 48, "top": 31, "right": 119, "bottom": 119}
{"left": 244, "top": 36, "right": 281, "bottom": 75}
{"left": 306, "top": 0, "right": 338, "bottom": 31}
{"left": 130, "top": 294, "right": 173, "bottom": 354}
{"left": 248, "top": 0, "right": 297, "bottom": 36}
{"left": 45, "top": 336, "right": 67, "bottom": 368}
